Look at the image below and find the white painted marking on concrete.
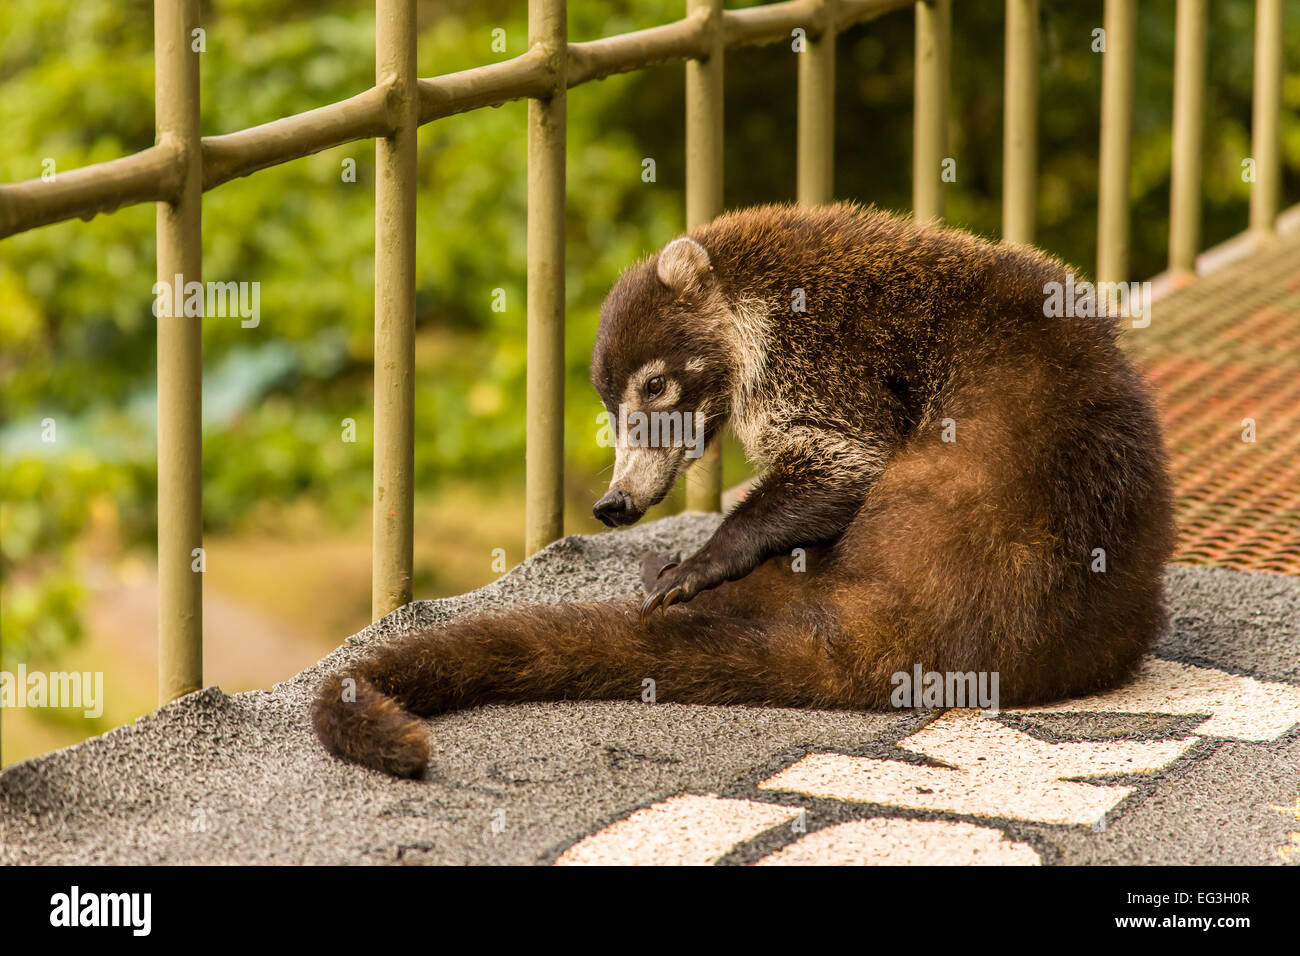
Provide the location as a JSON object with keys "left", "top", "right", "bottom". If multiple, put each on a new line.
{"left": 554, "top": 793, "right": 799, "bottom": 866}
{"left": 756, "top": 818, "right": 1041, "bottom": 866}
{"left": 1010, "top": 656, "right": 1300, "bottom": 741}
{"left": 758, "top": 710, "right": 1196, "bottom": 826}
{"left": 557, "top": 659, "right": 1297, "bottom": 862}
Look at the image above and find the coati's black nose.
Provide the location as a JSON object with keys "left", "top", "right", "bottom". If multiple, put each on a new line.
{"left": 593, "top": 489, "right": 640, "bottom": 527}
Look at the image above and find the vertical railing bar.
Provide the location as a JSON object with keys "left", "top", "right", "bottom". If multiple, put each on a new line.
{"left": 1096, "top": 0, "right": 1136, "bottom": 287}
{"left": 1002, "top": 0, "right": 1038, "bottom": 244}
{"left": 797, "top": 0, "right": 837, "bottom": 205}
{"left": 684, "top": 0, "right": 725, "bottom": 513}
{"left": 1168, "top": 0, "right": 1208, "bottom": 275}
{"left": 372, "top": 0, "right": 418, "bottom": 618}
{"left": 525, "top": 0, "right": 568, "bottom": 555}
{"left": 913, "top": 0, "right": 950, "bottom": 222}
{"left": 1249, "top": 0, "right": 1283, "bottom": 236}
{"left": 155, "top": 0, "right": 204, "bottom": 704}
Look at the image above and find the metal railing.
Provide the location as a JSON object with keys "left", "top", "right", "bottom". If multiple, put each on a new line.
{"left": 0, "top": 0, "right": 1287, "bottom": 706}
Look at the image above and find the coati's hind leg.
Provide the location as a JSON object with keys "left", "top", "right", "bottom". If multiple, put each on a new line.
{"left": 315, "top": 592, "right": 874, "bottom": 777}
{"left": 827, "top": 364, "right": 1173, "bottom": 705}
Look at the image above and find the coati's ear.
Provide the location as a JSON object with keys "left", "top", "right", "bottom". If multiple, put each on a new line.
{"left": 656, "top": 237, "right": 712, "bottom": 296}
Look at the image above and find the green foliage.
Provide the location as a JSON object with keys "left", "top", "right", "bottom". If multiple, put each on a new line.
{"left": 0, "top": 454, "right": 151, "bottom": 663}
{"left": 0, "top": 0, "right": 689, "bottom": 662}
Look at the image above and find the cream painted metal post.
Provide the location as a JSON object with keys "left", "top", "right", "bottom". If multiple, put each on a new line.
{"left": 797, "top": 0, "right": 838, "bottom": 205}
{"left": 685, "top": 0, "right": 725, "bottom": 513}
{"left": 1097, "top": 0, "right": 1136, "bottom": 287}
{"left": 1168, "top": 0, "right": 1208, "bottom": 274}
{"left": 372, "top": 0, "right": 418, "bottom": 618}
{"left": 1249, "top": 0, "right": 1284, "bottom": 236}
{"left": 913, "top": 0, "right": 950, "bottom": 222}
{"left": 526, "top": 0, "right": 568, "bottom": 555}
{"left": 1002, "top": 0, "right": 1038, "bottom": 243}
{"left": 155, "top": 0, "right": 204, "bottom": 703}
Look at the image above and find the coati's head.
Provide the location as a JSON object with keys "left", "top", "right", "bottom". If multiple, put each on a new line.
{"left": 589, "top": 236, "right": 735, "bottom": 527}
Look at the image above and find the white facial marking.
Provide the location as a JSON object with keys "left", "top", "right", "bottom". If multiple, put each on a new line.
{"left": 622, "top": 359, "right": 667, "bottom": 407}
{"left": 609, "top": 359, "right": 689, "bottom": 509}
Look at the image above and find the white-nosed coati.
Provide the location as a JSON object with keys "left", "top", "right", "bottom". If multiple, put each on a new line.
{"left": 314, "top": 202, "right": 1175, "bottom": 778}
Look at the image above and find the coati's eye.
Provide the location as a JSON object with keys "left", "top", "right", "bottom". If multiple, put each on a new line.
{"left": 645, "top": 375, "right": 666, "bottom": 398}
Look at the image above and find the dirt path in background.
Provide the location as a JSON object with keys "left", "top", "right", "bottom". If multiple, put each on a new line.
{"left": 86, "top": 565, "right": 334, "bottom": 694}
{"left": 1, "top": 563, "right": 336, "bottom": 767}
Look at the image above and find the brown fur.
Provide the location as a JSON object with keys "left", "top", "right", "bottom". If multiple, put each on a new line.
{"left": 314, "top": 203, "right": 1175, "bottom": 778}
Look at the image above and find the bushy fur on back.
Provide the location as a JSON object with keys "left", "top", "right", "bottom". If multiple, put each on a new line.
{"left": 314, "top": 203, "right": 1175, "bottom": 778}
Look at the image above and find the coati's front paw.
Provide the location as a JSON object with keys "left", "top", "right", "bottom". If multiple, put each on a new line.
{"left": 639, "top": 553, "right": 722, "bottom": 621}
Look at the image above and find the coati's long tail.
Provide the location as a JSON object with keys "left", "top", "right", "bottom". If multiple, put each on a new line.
{"left": 312, "top": 600, "right": 852, "bottom": 778}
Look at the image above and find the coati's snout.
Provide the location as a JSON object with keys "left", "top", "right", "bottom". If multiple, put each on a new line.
{"left": 594, "top": 427, "right": 691, "bottom": 526}
{"left": 590, "top": 235, "right": 727, "bottom": 530}
{"left": 592, "top": 488, "right": 641, "bottom": 527}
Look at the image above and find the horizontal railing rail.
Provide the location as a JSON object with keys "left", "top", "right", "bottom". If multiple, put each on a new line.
{"left": 0, "top": 0, "right": 1287, "bottom": 714}
{"left": 0, "top": 0, "right": 923, "bottom": 240}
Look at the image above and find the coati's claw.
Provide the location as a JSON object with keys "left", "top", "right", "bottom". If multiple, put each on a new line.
{"left": 640, "top": 556, "right": 715, "bottom": 621}
{"left": 639, "top": 590, "right": 665, "bottom": 622}
{"left": 639, "top": 579, "right": 686, "bottom": 621}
